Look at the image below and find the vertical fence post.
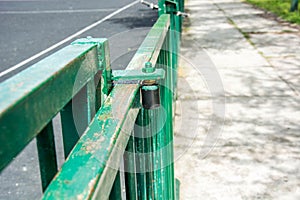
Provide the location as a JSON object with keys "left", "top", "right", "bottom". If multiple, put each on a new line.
{"left": 290, "top": 0, "right": 299, "bottom": 12}
{"left": 124, "top": 134, "right": 138, "bottom": 200}
{"left": 157, "top": 1, "right": 183, "bottom": 199}
{"left": 109, "top": 171, "right": 122, "bottom": 200}
{"left": 60, "top": 38, "right": 112, "bottom": 158}
{"left": 60, "top": 94, "right": 83, "bottom": 158}
{"left": 71, "top": 38, "right": 112, "bottom": 106}
{"left": 162, "top": 37, "right": 176, "bottom": 200}
{"left": 150, "top": 107, "right": 165, "bottom": 199}
{"left": 36, "top": 122, "right": 58, "bottom": 191}
{"left": 134, "top": 110, "right": 148, "bottom": 199}
{"left": 122, "top": 89, "right": 142, "bottom": 200}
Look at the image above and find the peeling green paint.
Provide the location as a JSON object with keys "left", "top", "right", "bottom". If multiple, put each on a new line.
{"left": 0, "top": 44, "right": 98, "bottom": 171}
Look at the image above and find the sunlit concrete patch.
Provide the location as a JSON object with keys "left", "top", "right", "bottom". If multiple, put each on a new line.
{"left": 188, "top": 8, "right": 226, "bottom": 19}
{"left": 213, "top": 0, "right": 253, "bottom": 8}
{"left": 177, "top": 62, "right": 295, "bottom": 97}
{"left": 174, "top": 98, "right": 216, "bottom": 146}
{"left": 213, "top": 0, "right": 245, "bottom": 3}
{"left": 177, "top": 49, "right": 219, "bottom": 99}
{"left": 174, "top": 95, "right": 300, "bottom": 148}
{"left": 175, "top": 96, "right": 300, "bottom": 199}
{"left": 216, "top": 67, "right": 295, "bottom": 96}
{"left": 218, "top": 2, "right": 259, "bottom": 12}
{"left": 268, "top": 57, "right": 300, "bottom": 94}
{"left": 201, "top": 96, "right": 300, "bottom": 200}
{"left": 231, "top": 14, "right": 298, "bottom": 33}
{"left": 220, "top": 4, "right": 264, "bottom": 17}
{"left": 184, "top": 24, "right": 243, "bottom": 36}
{"left": 188, "top": 16, "right": 229, "bottom": 27}
{"left": 205, "top": 48, "right": 270, "bottom": 68}
{"left": 218, "top": 96, "right": 300, "bottom": 144}
{"left": 232, "top": 14, "right": 287, "bottom": 33}
{"left": 186, "top": 0, "right": 217, "bottom": 7}
{"left": 183, "top": 27, "right": 248, "bottom": 50}
{"left": 269, "top": 57, "right": 300, "bottom": 71}
{"left": 176, "top": 144, "right": 300, "bottom": 199}
{"left": 186, "top": 5, "right": 219, "bottom": 12}
{"left": 223, "top": 96, "right": 300, "bottom": 124}
{"left": 250, "top": 33, "right": 300, "bottom": 57}
{"left": 175, "top": 154, "right": 245, "bottom": 199}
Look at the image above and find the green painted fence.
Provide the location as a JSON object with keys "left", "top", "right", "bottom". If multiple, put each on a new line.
{"left": 0, "top": 0, "right": 184, "bottom": 199}
{"left": 290, "top": 0, "right": 299, "bottom": 12}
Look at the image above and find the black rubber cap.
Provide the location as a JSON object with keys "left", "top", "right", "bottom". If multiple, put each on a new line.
{"left": 141, "top": 85, "right": 160, "bottom": 109}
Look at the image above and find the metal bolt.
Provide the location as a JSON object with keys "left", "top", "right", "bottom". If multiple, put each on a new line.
{"left": 142, "top": 62, "right": 155, "bottom": 73}
{"left": 140, "top": 0, "right": 159, "bottom": 10}
{"left": 176, "top": 11, "right": 189, "bottom": 17}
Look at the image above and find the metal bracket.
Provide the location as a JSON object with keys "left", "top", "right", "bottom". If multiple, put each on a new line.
{"left": 176, "top": 11, "right": 189, "bottom": 17}
{"left": 112, "top": 62, "right": 164, "bottom": 109}
{"left": 72, "top": 37, "right": 112, "bottom": 96}
{"left": 112, "top": 69, "right": 164, "bottom": 83}
{"left": 140, "top": 0, "right": 159, "bottom": 10}
{"left": 164, "top": 0, "right": 189, "bottom": 17}
{"left": 141, "top": 0, "right": 189, "bottom": 17}
{"left": 112, "top": 62, "right": 165, "bottom": 84}
{"left": 165, "top": 0, "right": 178, "bottom": 13}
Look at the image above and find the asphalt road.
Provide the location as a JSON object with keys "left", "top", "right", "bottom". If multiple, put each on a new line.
{"left": 0, "top": 0, "right": 157, "bottom": 81}
{"left": 0, "top": 0, "right": 157, "bottom": 199}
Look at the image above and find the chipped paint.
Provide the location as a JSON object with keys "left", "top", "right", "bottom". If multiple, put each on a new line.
{"left": 77, "top": 194, "right": 84, "bottom": 200}
{"left": 81, "top": 134, "right": 105, "bottom": 154}
{"left": 88, "top": 178, "right": 96, "bottom": 193}
{"left": 0, "top": 43, "right": 98, "bottom": 172}
{"left": 97, "top": 111, "right": 112, "bottom": 121}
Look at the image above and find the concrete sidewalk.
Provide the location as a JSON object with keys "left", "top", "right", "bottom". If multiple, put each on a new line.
{"left": 174, "top": 0, "right": 300, "bottom": 199}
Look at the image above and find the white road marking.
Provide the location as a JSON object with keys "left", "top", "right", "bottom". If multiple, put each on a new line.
{"left": 0, "top": 0, "right": 48, "bottom": 1}
{"left": 0, "top": 9, "right": 116, "bottom": 14}
{"left": 0, "top": 0, "right": 139, "bottom": 78}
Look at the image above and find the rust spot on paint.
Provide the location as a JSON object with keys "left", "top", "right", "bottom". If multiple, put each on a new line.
{"left": 93, "top": 132, "right": 101, "bottom": 137}
{"left": 77, "top": 194, "right": 84, "bottom": 200}
{"left": 81, "top": 133, "right": 105, "bottom": 154}
{"left": 10, "top": 82, "right": 24, "bottom": 92}
{"left": 97, "top": 112, "right": 112, "bottom": 121}
{"left": 88, "top": 178, "right": 96, "bottom": 193}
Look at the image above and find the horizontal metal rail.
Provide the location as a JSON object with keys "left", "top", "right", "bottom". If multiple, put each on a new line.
{"left": 0, "top": 38, "right": 111, "bottom": 191}
{"left": 0, "top": 43, "right": 99, "bottom": 170}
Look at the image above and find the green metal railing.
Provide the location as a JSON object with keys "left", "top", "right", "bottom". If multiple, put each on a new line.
{"left": 0, "top": 38, "right": 111, "bottom": 190}
{"left": 0, "top": 0, "right": 184, "bottom": 199}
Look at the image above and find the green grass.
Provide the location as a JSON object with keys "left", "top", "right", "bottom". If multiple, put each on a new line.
{"left": 245, "top": 0, "right": 300, "bottom": 24}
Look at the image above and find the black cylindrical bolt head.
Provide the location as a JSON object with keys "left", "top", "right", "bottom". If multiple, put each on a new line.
{"left": 141, "top": 85, "right": 160, "bottom": 109}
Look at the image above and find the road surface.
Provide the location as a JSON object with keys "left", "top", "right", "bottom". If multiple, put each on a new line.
{"left": 0, "top": 0, "right": 157, "bottom": 80}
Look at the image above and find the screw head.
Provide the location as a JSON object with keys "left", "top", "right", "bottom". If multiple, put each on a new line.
{"left": 142, "top": 62, "right": 155, "bottom": 73}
